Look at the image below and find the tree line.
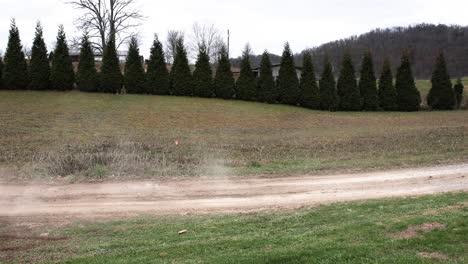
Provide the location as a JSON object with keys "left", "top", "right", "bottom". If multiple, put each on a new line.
{"left": 304, "top": 24, "right": 468, "bottom": 79}
{"left": 0, "top": 20, "right": 464, "bottom": 111}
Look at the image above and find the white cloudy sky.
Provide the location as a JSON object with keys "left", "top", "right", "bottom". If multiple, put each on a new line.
{"left": 0, "top": 0, "right": 467, "bottom": 58}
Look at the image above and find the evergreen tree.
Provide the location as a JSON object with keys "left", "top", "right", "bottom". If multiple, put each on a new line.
{"left": 29, "top": 21, "right": 50, "bottom": 90}
{"left": 378, "top": 58, "right": 397, "bottom": 111}
{"left": 193, "top": 45, "right": 214, "bottom": 98}
{"left": 300, "top": 52, "right": 320, "bottom": 109}
{"left": 236, "top": 44, "right": 257, "bottom": 101}
{"left": 76, "top": 35, "right": 98, "bottom": 92}
{"left": 3, "top": 19, "right": 29, "bottom": 90}
{"left": 124, "top": 37, "right": 146, "bottom": 94}
{"left": 0, "top": 57, "right": 3, "bottom": 89}
{"left": 427, "top": 52, "right": 455, "bottom": 110}
{"left": 50, "top": 25, "right": 75, "bottom": 90}
{"left": 257, "top": 51, "right": 277, "bottom": 103}
{"left": 214, "top": 46, "right": 235, "bottom": 99}
{"left": 395, "top": 53, "right": 421, "bottom": 111}
{"left": 100, "top": 37, "right": 122, "bottom": 93}
{"left": 359, "top": 51, "right": 379, "bottom": 110}
{"left": 277, "top": 43, "right": 300, "bottom": 105}
{"left": 319, "top": 57, "right": 338, "bottom": 111}
{"left": 337, "top": 52, "right": 361, "bottom": 111}
{"left": 454, "top": 78, "right": 464, "bottom": 109}
{"left": 170, "top": 37, "right": 193, "bottom": 96}
{"left": 146, "top": 34, "right": 170, "bottom": 95}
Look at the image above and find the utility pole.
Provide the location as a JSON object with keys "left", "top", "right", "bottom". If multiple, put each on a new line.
{"left": 227, "top": 29, "right": 230, "bottom": 58}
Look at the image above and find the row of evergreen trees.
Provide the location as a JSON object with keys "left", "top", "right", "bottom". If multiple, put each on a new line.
{"left": 0, "top": 20, "right": 464, "bottom": 111}
{"left": 0, "top": 21, "right": 75, "bottom": 91}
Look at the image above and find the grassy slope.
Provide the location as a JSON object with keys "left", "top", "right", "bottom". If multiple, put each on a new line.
{"left": 3, "top": 192, "right": 466, "bottom": 263}
{"left": 0, "top": 87, "right": 467, "bottom": 181}
{"left": 416, "top": 77, "right": 468, "bottom": 108}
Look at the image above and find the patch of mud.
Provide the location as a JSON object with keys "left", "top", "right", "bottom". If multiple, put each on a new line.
{"left": 389, "top": 223, "right": 446, "bottom": 239}
{"left": 418, "top": 252, "right": 449, "bottom": 261}
{"left": 0, "top": 234, "right": 68, "bottom": 241}
{"left": 0, "top": 243, "right": 37, "bottom": 252}
{"left": 0, "top": 232, "right": 68, "bottom": 262}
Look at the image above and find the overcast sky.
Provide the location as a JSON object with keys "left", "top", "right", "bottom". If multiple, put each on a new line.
{"left": 0, "top": 0, "right": 467, "bottom": 59}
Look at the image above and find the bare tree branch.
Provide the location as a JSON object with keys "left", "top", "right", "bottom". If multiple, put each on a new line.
{"left": 67, "top": 0, "right": 144, "bottom": 52}
{"left": 23, "top": 45, "right": 32, "bottom": 61}
{"left": 165, "top": 30, "right": 184, "bottom": 64}
{"left": 189, "top": 22, "right": 224, "bottom": 63}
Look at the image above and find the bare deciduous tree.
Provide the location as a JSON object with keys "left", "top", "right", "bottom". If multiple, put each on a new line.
{"left": 165, "top": 30, "right": 184, "bottom": 64}
{"left": 23, "top": 45, "right": 32, "bottom": 61}
{"left": 188, "top": 23, "right": 224, "bottom": 62}
{"left": 67, "top": 0, "right": 144, "bottom": 52}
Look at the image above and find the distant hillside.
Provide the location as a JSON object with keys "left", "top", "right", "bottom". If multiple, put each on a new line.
{"left": 232, "top": 24, "right": 468, "bottom": 79}
{"left": 305, "top": 24, "right": 468, "bottom": 79}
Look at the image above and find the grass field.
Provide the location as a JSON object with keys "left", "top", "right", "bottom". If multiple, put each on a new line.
{"left": 0, "top": 86, "right": 467, "bottom": 181}
{"left": 1, "top": 192, "right": 466, "bottom": 263}
{"left": 416, "top": 77, "right": 468, "bottom": 93}
{"left": 416, "top": 77, "right": 468, "bottom": 109}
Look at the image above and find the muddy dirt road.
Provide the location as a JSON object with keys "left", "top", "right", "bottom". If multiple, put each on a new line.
{"left": 1, "top": 164, "right": 467, "bottom": 219}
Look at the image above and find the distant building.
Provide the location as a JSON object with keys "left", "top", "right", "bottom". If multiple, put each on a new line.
{"left": 231, "top": 67, "right": 241, "bottom": 80}
{"left": 70, "top": 51, "right": 143, "bottom": 73}
{"left": 70, "top": 51, "right": 128, "bottom": 64}
{"left": 252, "top": 63, "right": 302, "bottom": 81}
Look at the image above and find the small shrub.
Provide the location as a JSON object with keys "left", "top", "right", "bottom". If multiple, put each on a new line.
{"left": 248, "top": 160, "right": 262, "bottom": 168}
{"left": 91, "top": 164, "right": 107, "bottom": 179}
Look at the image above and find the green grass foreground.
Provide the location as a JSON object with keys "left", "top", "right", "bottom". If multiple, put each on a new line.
{"left": 6, "top": 192, "right": 466, "bottom": 263}
{"left": 0, "top": 87, "right": 467, "bottom": 181}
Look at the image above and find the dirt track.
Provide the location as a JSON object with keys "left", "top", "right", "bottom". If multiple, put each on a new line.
{"left": 1, "top": 164, "right": 467, "bottom": 219}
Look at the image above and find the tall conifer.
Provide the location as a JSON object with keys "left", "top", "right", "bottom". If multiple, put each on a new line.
{"left": 214, "top": 46, "right": 235, "bottom": 99}
{"left": 257, "top": 51, "right": 277, "bottom": 103}
{"left": 0, "top": 57, "right": 3, "bottom": 89}
{"left": 300, "top": 52, "right": 320, "bottom": 109}
{"left": 76, "top": 35, "right": 98, "bottom": 92}
{"left": 100, "top": 37, "right": 122, "bottom": 93}
{"left": 395, "top": 53, "right": 421, "bottom": 111}
{"left": 337, "top": 52, "right": 361, "bottom": 111}
{"left": 277, "top": 43, "right": 300, "bottom": 105}
{"left": 359, "top": 51, "right": 379, "bottom": 110}
{"left": 378, "top": 58, "right": 397, "bottom": 110}
{"left": 146, "top": 35, "right": 170, "bottom": 95}
{"left": 319, "top": 57, "right": 338, "bottom": 111}
{"left": 193, "top": 45, "right": 214, "bottom": 98}
{"left": 50, "top": 25, "right": 75, "bottom": 90}
{"left": 454, "top": 78, "right": 464, "bottom": 109}
{"left": 3, "top": 19, "right": 29, "bottom": 90}
{"left": 427, "top": 52, "right": 455, "bottom": 110}
{"left": 170, "top": 38, "right": 193, "bottom": 96}
{"left": 124, "top": 37, "right": 146, "bottom": 94}
{"left": 236, "top": 44, "right": 257, "bottom": 101}
{"left": 29, "top": 21, "right": 50, "bottom": 90}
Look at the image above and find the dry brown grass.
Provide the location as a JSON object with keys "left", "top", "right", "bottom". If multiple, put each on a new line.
{"left": 417, "top": 252, "right": 449, "bottom": 261}
{"left": 388, "top": 223, "right": 447, "bottom": 239}
{"left": 0, "top": 91, "right": 467, "bottom": 181}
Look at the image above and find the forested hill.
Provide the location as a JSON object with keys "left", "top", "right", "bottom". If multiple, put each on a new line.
{"left": 232, "top": 24, "right": 468, "bottom": 79}
{"left": 305, "top": 24, "right": 468, "bottom": 79}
